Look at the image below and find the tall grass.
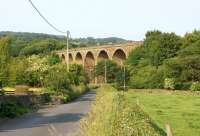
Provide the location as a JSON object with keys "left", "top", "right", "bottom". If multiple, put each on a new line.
{"left": 81, "top": 85, "right": 165, "bottom": 136}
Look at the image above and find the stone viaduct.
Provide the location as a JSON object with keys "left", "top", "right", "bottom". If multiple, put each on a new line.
{"left": 56, "top": 41, "right": 142, "bottom": 83}
{"left": 56, "top": 41, "right": 142, "bottom": 68}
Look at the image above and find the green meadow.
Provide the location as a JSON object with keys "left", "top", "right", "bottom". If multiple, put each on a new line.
{"left": 126, "top": 90, "right": 200, "bottom": 136}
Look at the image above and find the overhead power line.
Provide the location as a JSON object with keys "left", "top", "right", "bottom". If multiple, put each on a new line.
{"left": 28, "top": 0, "right": 66, "bottom": 34}
{"left": 28, "top": 0, "right": 71, "bottom": 72}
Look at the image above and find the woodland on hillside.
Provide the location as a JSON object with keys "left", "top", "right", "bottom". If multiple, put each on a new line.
{"left": 0, "top": 31, "right": 127, "bottom": 57}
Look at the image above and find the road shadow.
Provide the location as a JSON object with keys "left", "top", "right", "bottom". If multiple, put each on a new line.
{"left": 0, "top": 90, "right": 96, "bottom": 134}
{"left": 0, "top": 112, "right": 84, "bottom": 132}
{"left": 77, "top": 91, "right": 96, "bottom": 102}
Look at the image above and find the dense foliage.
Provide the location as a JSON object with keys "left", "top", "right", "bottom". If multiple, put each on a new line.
{"left": 0, "top": 35, "right": 89, "bottom": 108}
{"left": 0, "top": 36, "right": 11, "bottom": 85}
{"left": 96, "top": 60, "right": 120, "bottom": 83}
{"left": 0, "top": 102, "right": 27, "bottom": 118}
{"left": 126, "top": 30, "right": 200, "bottom": 90}
{"left": 95, "top": 60, "right": 129, "bottom": 88}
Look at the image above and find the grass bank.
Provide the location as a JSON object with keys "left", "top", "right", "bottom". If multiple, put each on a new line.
{"left": 81, "top": 85, "right": 165, "bottom": 136}
{"left": 127, "top": 90, "right": 200, "bottom": 136}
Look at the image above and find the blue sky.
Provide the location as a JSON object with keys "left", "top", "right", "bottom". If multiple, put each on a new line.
{"left": 0, "top": 0, "right": 199, "bottom": 40}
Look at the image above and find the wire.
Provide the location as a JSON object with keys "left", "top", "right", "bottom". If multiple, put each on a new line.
{"left": 28, "top": 0, "right": 66, "bottom": 34}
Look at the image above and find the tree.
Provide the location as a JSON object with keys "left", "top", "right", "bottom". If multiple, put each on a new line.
{"left": 19, "top": 39, "right": 65, "bottom": 56}
{"left": 126, "top": 30, "right": 182, "bottom": 89}
{"left": 47, "top": 53, "right": 61, "bottom": 66}
{"left": 69, "top": 64, "right": 89, "bottom": 85}
{"left": 143, "top": 31, "right": 181, "bottom": 67}
{"left": 96, "top": 60, "right": 121, "bottom": 83}
{"left": 43, "top": 63, "right": 70, "bottom": 94}
{"left": 8, "top": 57, "right": 29, "bottom": 86}
{"left": 0, "top": 36, "right": 11, "bottom": 86}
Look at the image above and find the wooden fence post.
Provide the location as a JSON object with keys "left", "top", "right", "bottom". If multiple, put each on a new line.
{"left": 136, "top": 98, "right": 139, "bottom": 105}
{"left": 166, "top": 124, "right": 173, "bottom": 136}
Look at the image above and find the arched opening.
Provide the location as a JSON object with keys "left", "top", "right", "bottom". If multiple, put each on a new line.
{"left": 61, "top": 54, "right": 66, "bottom": 62}
{"left": 85, "top": 51, "right": 95, "bottom": 83}
{"left": 69, "top": 53, "right": 73, "bottom": 63}
{"left": 112, "top": 49, "right": 126, "bottom": 65}
{"left": 75, "top": 52, "right": 83, "bottom": 65}
{"left": 98, "top": 50, "right": 109, "bottom": 61}
{"left": 97, "top": 50, "right": 109, "bottom": 83}
{"left": 85, "top": 52, "right": 95, "bottom": 69}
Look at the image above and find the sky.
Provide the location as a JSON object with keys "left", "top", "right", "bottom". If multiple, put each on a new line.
{"left": 0, "top": 0, "right": 200, "bottom": 40}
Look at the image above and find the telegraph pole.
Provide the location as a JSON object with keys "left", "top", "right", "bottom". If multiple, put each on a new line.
{"left": 66, "top": 31, "right": 70, "bottom": 72}
{"left": 105, "top": 60, "right": 107, "bottom": 84}
{"left": 28, "top": 0, "right": 71, "bottom": 71}
{"left": 123, "top": 65, "right": 126, "bottom": 91}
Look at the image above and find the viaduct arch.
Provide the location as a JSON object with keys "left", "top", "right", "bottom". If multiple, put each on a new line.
{"left": 57, "top": 42, "right": 142, "bottom": 83}
{"left": 57, "top": 41, "right": 142, "bottom": 66}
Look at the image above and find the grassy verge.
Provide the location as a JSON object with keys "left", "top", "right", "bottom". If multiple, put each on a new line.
{"left": 81, "top": 85, "right": 165, "bottom": 136}
{"left": 127, "top": 90, "right": 200, "bottom": 136}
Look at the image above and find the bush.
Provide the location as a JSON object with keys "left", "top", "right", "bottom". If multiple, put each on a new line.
{"left": 59, "top": 94, "right": 71, "bottom": 103}
{"left": 43, "top": 63, "right": 70, "bottom": 92}
{"left": 175, "top": 82, "right": 191, "bottom": 90}
{"left": 164, "top": 78, "right": 175, "bottom": 90}
{"left": 47, "top": 53, "right": 61, "bottom": 66}
{"left": 190, "top": 81, "right": 200, "bottom": 91}
{"left": 0, "top": 102, "right": 28, "bottom": 118}
{"left": 129, "top": 65, "right": 164, "bottom": 89}
{"left": 0, "top": 90, "right": 4, "bottom": 96}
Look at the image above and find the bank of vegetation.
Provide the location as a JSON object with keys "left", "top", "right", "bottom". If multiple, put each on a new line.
{"left": 95, "top": 30, "right": 200, "bottom": 91}
{"left": 81, "top": 85, "right": 166, "bottom": 136}
{"left": 0, "top": 35, "right": 89, "bottom": 118}
{"left": 126, "top": 30, "right": 200, "bottom": 91}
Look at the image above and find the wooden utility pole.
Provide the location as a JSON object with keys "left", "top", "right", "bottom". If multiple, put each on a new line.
{"left": 166, "top": 124, "right": 173, "bottom": 136}
{"left": 66, "top": 31, "right": 70, "bottom": 72}
{"left": 105, "top": 61, "right": 107, "bottom": 83}
{"left": 123, "top": 65, "right": 126, "bottom": 91}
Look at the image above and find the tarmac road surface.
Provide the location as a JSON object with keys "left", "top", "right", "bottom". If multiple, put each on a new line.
{"left": 0, "top": 90, "right": 96, "bottom": 136}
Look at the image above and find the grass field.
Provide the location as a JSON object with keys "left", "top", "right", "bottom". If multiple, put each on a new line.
{"left": 126, "top": 90, "right": 200, "bottom": 136}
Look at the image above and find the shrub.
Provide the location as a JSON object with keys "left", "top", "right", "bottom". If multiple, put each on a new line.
{"left": 129, "top": 65, "right": 164, "bottom": 89}
{"left": 164, "top": 78, "right": 175, "bottom": 90}
{"left": 175, "top": 82, "right": 191, "bottom": 90}
{"left": 47, "top": 53, "right": 61, "bottom": 66}
{"left": 190, "top": 81, "right": 200, "bottom": 91}
{"left": 0, "top": 91, "right": 4, "bottom": 96}
{"left": 59, "top": 94, "right": 71, "bottom": 103}
{"left": 43, "top": 63, "right": 70, "bottom": 92}
{"left": 0, "top": 102, "right": 28, "bottom": 118}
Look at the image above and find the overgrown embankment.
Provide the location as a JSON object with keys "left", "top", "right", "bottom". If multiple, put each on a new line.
{"left": 81, "top": 85, "right": 166, "bottom": 136}
{"left": 0, "top": 93, "right": 50, "bottom": 118}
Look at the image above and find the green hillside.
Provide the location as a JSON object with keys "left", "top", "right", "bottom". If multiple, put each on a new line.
{"left": 0, "top": 31, "right": 128, "bottom": 56}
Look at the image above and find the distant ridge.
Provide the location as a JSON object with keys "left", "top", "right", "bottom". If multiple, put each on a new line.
{"left": 0, "top": 31, "right": 130, "bottom": 56}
